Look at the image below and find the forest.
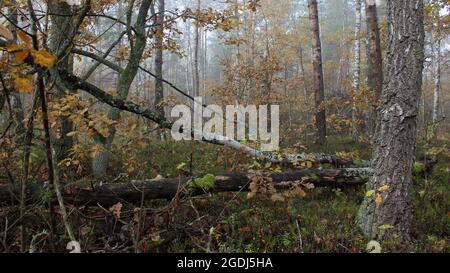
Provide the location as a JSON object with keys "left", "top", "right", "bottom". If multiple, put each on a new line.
{"left": 0, "top": 0, "right": 448, "bottom": 254}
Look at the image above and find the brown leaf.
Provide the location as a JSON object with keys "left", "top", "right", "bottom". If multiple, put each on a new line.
{"left": 0, "top": 25, "right": 13, "bottom": 40}
{"left": 13, "top": 75, "right": 34, "bottom": 93}
{"left": 17, "top": 31, "right": 32, "bottom": 45}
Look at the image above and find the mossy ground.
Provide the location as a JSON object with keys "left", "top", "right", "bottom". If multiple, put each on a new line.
{"left": 106, "top": 136, "right": 449, "bottom": 253}
{"left": 1, "top": 136, "right": 447, "bottom": 253}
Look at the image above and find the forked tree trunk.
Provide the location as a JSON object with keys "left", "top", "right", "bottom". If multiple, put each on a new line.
{"left": 358, "top": 0, "right": 425, "bottom": 242}
{"left": 307, "top": 0, "right": 327, "bottom": 145}
{"left": 92, "top": 0, "right": 153, "bottom": 178}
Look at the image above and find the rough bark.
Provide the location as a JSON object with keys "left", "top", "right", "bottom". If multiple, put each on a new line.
{"left": 358, "top": 0, "right": 425, "bottom": 242}
{"left": 307, "top": 0, "right": 327, "bottom": 145}
{"left": 0, "top": 168, "right": 372, "bottom": 206}
{"left": 351, "top": 0, "right": 362, "bottom": 141}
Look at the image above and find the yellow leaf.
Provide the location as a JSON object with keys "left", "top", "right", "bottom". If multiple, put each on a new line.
{"left": 378, "top": 184, "right": 390, "bottom": 192}
{"left": 0, "top": 25, "right": 13, "bottom": 40}
{"left": 365, "top": 190, "right": 375, "bottom": 197}
{"left": 6, "top": 44, "right": 22, "bottom": 52}
{"left": 31, "top": 49, "right": 56, "bottom": 68}
{"left": 13, "top": 75, "right": 34, "bottom": 93}
{"left": 66, "top": 131, "right": 77, "bottom": 137}
{"left": 375, "top": 193, "right": 383, "bottom": 205}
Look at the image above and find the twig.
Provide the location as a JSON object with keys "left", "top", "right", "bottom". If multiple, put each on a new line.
{"left": 295, "top": 219, "right": 304, "bottom": 253}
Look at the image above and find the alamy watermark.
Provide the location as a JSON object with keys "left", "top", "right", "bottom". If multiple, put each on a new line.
{"left": 170, "top": 97, "right": 280, "bottom": 151}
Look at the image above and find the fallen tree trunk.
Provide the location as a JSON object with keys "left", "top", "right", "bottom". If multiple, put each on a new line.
{"left": 59, "top": 72, "right": 370, "bottom": 166}
{"left": 280, "top": 153, "right": 370, "bottom": 167}
{"left": 0, "top": 168, "right": 372, "bottom": 207}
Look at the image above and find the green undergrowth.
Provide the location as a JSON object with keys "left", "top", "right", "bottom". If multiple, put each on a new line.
{"left": 133, "top": 137, "right": 449, "bottom": 253}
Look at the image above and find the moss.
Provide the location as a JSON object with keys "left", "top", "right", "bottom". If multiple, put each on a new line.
{"left": 310, "top": 173, "right": 320, "bottom": 181}
{"left": 413, "top": 162, "right": 425, "bottom": 176}
{"left": 187, "top": 173, "right": 216, "bottom": 191}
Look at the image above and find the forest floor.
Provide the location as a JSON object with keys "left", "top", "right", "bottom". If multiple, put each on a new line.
{"left": 0, "top": 136, "right": 449, "bottom": 253}
{"left": 147, "top": 137, "right": 449, "bottom": 253}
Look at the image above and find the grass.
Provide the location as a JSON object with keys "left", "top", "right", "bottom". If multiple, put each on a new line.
{"left": 2, "top": 134, "right": 447, "bottom": 253}
{"left": 129, "top": 136, "right": 448, "bottom": 253}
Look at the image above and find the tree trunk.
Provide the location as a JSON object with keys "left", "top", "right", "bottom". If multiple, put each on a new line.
{"left": 299, "top": 45, "right": 308, "bottom": 106}
{"left": 365, "top": 0, "right": 383, "bottom": 136}
{"left": 154, "top": 0, "right": 165, "bottom": 117}
{"left": 351, "top": 0, "right": 362, "bottom": 141}
{"left": 48, "top": 0, "right": 77, "bottom": 162}
{"left": 307, "top": 0, "right": 327, "bottom": 145}
{"left": 432, "top": 35, "right": 442, "bottom": 139}
{"left": 358, "top": 0, "right": 425, "bottom": 242}
{"left": 92, "top": 0, "right": 153, "bottom": 178}
{"left": 0, "top": 168, "right": 372, "bottom": 206}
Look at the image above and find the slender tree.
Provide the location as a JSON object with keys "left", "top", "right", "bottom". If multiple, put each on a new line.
{"left": 48, "top": 0, "right": 76, "bottom": 161}
{"left": 432, "top": 33, "right": 442, "bottom": 139}
{"left": 92, "top": 0, "right": 153, "bottom": 178}
{"left": 307, "top": 0, "right": 327, "bottom": 145}
{"left": 193, "top": 0, "right": 201, "bottom": 97}
{"left": 358, "top": 0, "right": 425, "bottom": 242}
{"left": 351, "top": 0, "right": 362, "bottom": 141}
{"left": 365, "top": 0, "right": 383, "bottom": 102}
{"left": 365, "top": 0, "right": 383, "bottom": 134}
{"left": 154, "top": 0, "right": 165, "bottom": 116}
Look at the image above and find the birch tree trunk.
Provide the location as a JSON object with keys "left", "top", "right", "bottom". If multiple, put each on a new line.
{"left": 358, "top": 0, "right": 425, "bottom": 242}
{"left": 432, "top": 35, "right": 442, "bottom": 139}
{"left": 351, "top": 0, "right": 362, "bottom": 141}
{"left": 307, "top": 0, "right": 327, "bottom": 145}
{"left": 193, "top": 0, "right": 201, "bottom": 97}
